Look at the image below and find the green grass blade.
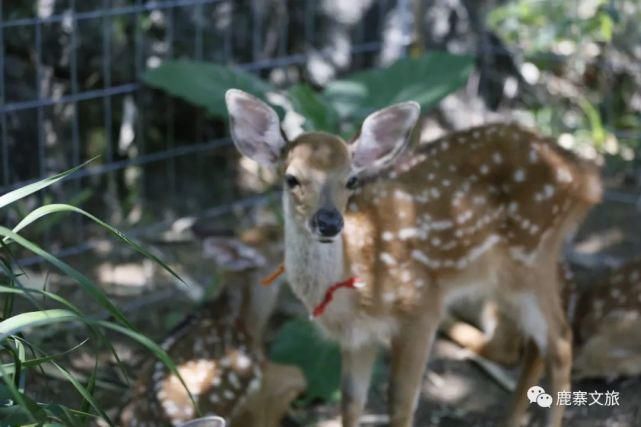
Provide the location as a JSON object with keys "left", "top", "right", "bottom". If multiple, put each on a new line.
{"left": 0, "top": 286, "right": 135, "bottom": 386}
{"left": 0, "top": 285, "right": 81, "bottom": 315}
{"left": 79, "top": 357, "right": 98, "bottom": 422}
{"left": 0, "top": 158, "right": 96, "bottom": 210}
{"left": 0, "top": 227, "right": 132, "bottom": 328}
{"left": 1, "top": 339, "right": 88, "bottom": 374}
{"left": 0, "top": 365, "right": 39, "bottom": 423}
{"left": 0, "top": 309, "right": 78, "bottom": 341}
{"left": 8, "top": 204, "right": 185, "bottom": 286}
{"left": 98, "top": 320, "right": 200, "bottom": 416}
{"left": 50, "top": 361, "right": 113, "bottom": 427}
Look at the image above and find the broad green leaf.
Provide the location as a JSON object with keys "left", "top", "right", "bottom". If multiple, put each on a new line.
{"left": 324, "top": 52, "right": 474, "bottom": 124}
{"left": 0, "top": 309, "right": 78, "bottom": 341}
{"left": 8, "top": 204, "right": 185, "bottom": 286}
{"left": 288, "top": 84, "right": 340, "bottom": 133}
{"left": 270, "top": 318, "right": 341, "bottom": 402}
{"left": 143, "top": 60, "right": 274, "bottom": 118}
{"left": 0, "top": 227, "right": 131, "bottom": 328}
{"left": 0, "top": 158, "right": 96, "bottom": 210}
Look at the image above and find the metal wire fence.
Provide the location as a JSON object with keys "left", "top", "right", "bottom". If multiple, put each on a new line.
{"left": 0, "top": 0, "right": 412, "bottom": 266}
{"left": 1, "top": 0, "right": 639, "bottom": 269}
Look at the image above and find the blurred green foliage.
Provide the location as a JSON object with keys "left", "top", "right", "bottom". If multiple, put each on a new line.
{"left": 489, "top": 0, "right": 641, "bottom": 155}
{"left": 143, "top": 52, "right": 474, "bottom": 137}
{"left": 270, "top": 318, "right": 342, "bottom": 403}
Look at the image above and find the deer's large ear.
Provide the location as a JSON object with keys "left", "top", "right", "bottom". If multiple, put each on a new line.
{"left": 351, "top": 101, "right": 420, "bottom": 171}
{"left": 225, "top": 89, "right": 286, "bottom": 165}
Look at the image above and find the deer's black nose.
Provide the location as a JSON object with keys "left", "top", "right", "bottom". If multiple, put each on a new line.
{"left": 312, "top": 208, "right": 344, "bottom": 237}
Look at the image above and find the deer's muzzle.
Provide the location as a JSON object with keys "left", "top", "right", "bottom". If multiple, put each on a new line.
{"left": 311, "top": 208, "right": 344, "bottom": 240}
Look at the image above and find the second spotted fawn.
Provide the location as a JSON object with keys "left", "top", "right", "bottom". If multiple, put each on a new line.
{"left": 120, "top": 225, "right": 306, "bottom": 427}
{"left": 225, "top": 89, "right": 601, "bottom": 427}
{"left": 572, "top": 256, "right": 641, "bottom": 379}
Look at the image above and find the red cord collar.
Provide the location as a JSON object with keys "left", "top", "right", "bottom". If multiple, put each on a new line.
{"left": 259, "top": 264, "right": 362, "bottom": 318}
{"left": 312, "top": 277, "right": 362, "bottom": 318}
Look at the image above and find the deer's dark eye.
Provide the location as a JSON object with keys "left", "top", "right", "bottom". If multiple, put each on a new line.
{"left": 285, "top": 174, "right": 300, "bottom": 189}
{"left": 346, "top": 176, "right": 359, "bottom": 190}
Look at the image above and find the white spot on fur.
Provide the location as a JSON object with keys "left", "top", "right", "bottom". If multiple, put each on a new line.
{"left": 431, "top": 220, "right": 453, "bottom": 230}
{"left": 235, "top": 353, "right": 252, "bottom": 370}
{"left": 380, "top": 252, "right": 397, "bottom": 266}
{"left": 411, "top": 250, "right": 441, "bottom": 269}
{"left": 398, "top": 227, "right": 423, "bottom": 240}
{"left": 556, "top": 167, "right": 573, "bottom": 183}
{"left": 509, "top": 247, "right": 537, "bottom": 265}
{"left": 513, "top": 169, "right": 525, "bottom": 182}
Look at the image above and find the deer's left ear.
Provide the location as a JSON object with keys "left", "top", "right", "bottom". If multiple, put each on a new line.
{"left": 351, "top": 101, "right": 420, "bottom": 171}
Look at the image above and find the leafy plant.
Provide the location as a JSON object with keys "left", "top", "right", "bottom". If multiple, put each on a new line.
{"left": 488, "top": 0, "right": 641, "bottom": 155}
{"left": 324, "top": 52, "right": 474, "bottom": 127}
{"left": 142, "top": 52, "right": 474, "bottom": 135}
{"left": 270, "top": 318, "right": 341, "bottom": 403}
{"left": 0, "top": 163, "right": 193, "bottom": 426}
{"left": 143, "top": 59, "right": 274, "bottom": 118}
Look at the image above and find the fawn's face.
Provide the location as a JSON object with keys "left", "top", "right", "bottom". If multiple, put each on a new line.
{"left": 283, "top": 134, "right": 353, "bottom": 241}
{"left": 225, "top": 89, "right": 419, "bottom": 243}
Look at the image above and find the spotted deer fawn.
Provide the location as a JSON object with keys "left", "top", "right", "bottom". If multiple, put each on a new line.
{"left": 120, "top": 225, "right": 306, "bottom": 427}
{"left": 225, "top": 89, "right": 602, "bottom": 427}
{"left": 572, "top": 256, "right": 641, "bottom": 379}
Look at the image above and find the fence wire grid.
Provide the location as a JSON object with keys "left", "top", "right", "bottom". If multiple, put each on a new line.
{"left": 0, "top": 0, "right": 414, "bottom": 267}
{"left": 0, "top": 0, "right": 639, "bottom": 269}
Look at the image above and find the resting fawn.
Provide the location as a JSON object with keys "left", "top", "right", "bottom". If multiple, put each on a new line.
{"left": 572, "top": 256, "right": 641, "bottom": 379}
{"left": 225, "top": 89, "right": 601, "bottom": 427}
{"left": 120, "top": 225, "right": 306, "bottom": 427}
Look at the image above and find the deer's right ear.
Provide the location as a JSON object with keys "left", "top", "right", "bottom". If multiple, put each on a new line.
{"left": 225, "top": 89, "right": 286, "bottom": 165}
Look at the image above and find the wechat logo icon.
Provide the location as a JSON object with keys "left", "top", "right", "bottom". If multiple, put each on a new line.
{"left": 528, "top": 385, "right": 553, "bottom": 408}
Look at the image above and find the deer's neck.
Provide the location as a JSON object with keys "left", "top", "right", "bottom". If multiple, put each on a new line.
{"left": 283, "top": 211, "right": 346, "bottom": 313}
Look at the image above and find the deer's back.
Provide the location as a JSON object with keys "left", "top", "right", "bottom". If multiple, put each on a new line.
{"left": 344, "top": 124, "right": 601, "bottom": 311}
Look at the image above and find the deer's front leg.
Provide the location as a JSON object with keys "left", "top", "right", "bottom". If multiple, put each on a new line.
{"left": 341, "top": 343, "right": 378, "bottom": 427}
{"left": 389, "top": 305, "right": 442, "bottom": 427}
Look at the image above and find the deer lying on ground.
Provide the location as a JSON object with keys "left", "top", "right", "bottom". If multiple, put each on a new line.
{"left": 572, "top": 256, "right": 641, "bottom": 379}
{"left": 120, "top": 225, "right": 306, "bottom": 427}
{"left": 444, "top": 256, "right": 641, "bottom": 381}
{"left": 225, "top": 89, "right": 602, "bottom": 427}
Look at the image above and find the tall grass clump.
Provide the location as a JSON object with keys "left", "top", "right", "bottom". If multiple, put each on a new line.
{"left": 0, "top": 162, "right": 193, "bottom": 426}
